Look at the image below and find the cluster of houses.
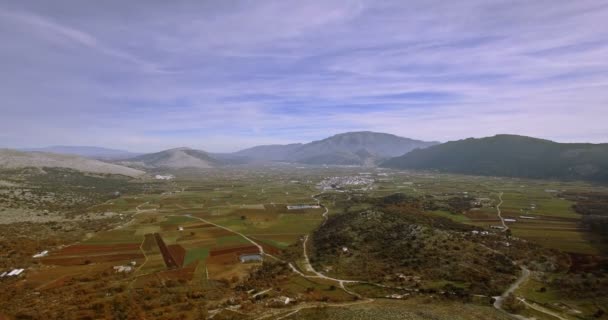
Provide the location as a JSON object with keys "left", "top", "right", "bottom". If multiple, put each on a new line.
{"left": 472, "top": 197, "right": 493, "bottom": 207}
{"left": 471, "top": 230, "right": 491, "bottom": 236}
{"left": 155, "top": 174, "right": 175, "bottom": 180}
{"left": 317, "top": 176, "right": 374, "bottom": 191}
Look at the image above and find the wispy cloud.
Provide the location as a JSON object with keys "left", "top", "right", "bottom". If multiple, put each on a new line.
{"left": 0, "top": 0, "right": 607, "bottom": 152}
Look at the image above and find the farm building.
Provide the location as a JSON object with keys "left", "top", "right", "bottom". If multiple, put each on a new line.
{"left": 239, "top": 253, "right": 263, "bottom": 263}
{"left": 6, "top": 269, "right": 24, "bottom": 277}
{"left": 113, "top": 265, "right": 133, "bottom": 273}
{"left": 32, "top": 250, "right": 49, "bottom": 258}
{"left": 287, "top": 204, "right": 321, "bottom": 210}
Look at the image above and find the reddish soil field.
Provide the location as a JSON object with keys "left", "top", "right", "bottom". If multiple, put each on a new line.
{"left": 209, "top": 245, "right": 259, "bottom": 257}
{"left": 207, "top": 253, "right": 239, "bottom": 265}
{"left": 37, "top": 275, "right": 72, "bottom": 291}
{"left": 167, "top": 244, "right": 186, "bottom": 267}
{"left": 42, "top": 253, "right": 144, "bottom": 266}
{"left": 469, "top": 218, "right": 501, "bottom": 222}
{"left": 54, "top": 243, "right": 140, "bottom": 255}
{"left": 184, "top": 223, "right": 214, "bottom": 229}
{"left": 206, "top": 228, "right": 234, "bottom": 238}
{"left": 154, "top": 233, "right": 179, "bottom": 269}
{"left": 260, "top": 242, "right": 281, "bottom": 255}
{"left": 157, "top": 262, "right": 198, "bottom": 282}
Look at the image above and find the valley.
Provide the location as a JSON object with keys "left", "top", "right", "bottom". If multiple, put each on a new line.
{"left": 1, "top": 165, "right": 606, "bottom": 319}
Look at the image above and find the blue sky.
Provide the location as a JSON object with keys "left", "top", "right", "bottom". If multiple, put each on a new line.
{"left": 1, "top": 0, "right": 607, "bottom": 152}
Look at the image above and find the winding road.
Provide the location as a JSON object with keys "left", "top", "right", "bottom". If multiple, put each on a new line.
{"left": 496, "top": 192, "right": 508, "bottom": 231}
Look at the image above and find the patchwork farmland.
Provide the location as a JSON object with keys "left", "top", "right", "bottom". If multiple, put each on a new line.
{"left": 2, "top": 166, "right": 607, "bottom": 319}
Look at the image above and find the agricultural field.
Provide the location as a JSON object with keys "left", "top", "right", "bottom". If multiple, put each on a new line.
{"left": 0, "top": 166, "right": 607, "bottom": 319}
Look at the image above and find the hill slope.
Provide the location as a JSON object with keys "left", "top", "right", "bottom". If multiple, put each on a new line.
{"left": 233, "top": 143, "right": 304, "bottom": 162}
{"left": 233, "top": 132, "right": 438, "bottom": 165}
{"left": 312, "top": 207, "right": 519, "bottom": 295}
{"left": 22, "top": 146, "right": 140, "bottom": 160}
{"left": 381, "top": 134, "right": 608, "bottom": 182}
{"left": 124, "top": 147, "right": 220, "bottom": 169}
{"left": 0, "top": 149, "right": 144, "bottom": 177}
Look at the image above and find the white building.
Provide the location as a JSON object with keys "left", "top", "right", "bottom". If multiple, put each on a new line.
{"left": 32, "top": 250, "right": 49, "bottom": 258}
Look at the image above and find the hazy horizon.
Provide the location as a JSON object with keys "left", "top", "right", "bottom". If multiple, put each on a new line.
{"left": 2, "top": 1, "right": 608, "bottom": 152}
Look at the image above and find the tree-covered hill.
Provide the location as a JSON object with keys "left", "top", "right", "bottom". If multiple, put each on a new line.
{"left": 381, "top": 135, "right": 608, "bottom": 182}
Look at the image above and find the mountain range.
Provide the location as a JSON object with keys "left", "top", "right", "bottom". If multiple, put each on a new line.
{"left": 381, "top": 134, "right": 608, "bottom": 182}
{"left": 7, "top": 132, "right": 608, "bottom": 182}
{"left": 21, "top": 146, "right": 141, "bottom": 160}
{"left": 234, "top": 131, "right": 438, "bottom": 165}
{"left": 0, "top": 149, "right": 144, "bottom": 177}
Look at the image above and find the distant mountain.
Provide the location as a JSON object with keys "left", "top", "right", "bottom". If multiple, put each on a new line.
{"left": 233, "top": 132, "right": 438, "bottom": 166}
{"left": 123, "top": 147, "right": 220, "bottom": 169}
{"left": 232, "top": 143, "right": 304, "bottom": 162}
{"left": 22, "top": 146, "right": 141, "bottom": 160}
{"left": 287, "top": 132, "right": 438, "bottom": 165}
{"left": 0, "top": 149, "right": 144, "bottom": 177}
{"left": 381, "top": 134, "right": 608, "bottom": 182}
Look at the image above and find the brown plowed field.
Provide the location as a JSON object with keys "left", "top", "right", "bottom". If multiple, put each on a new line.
{"left": 154, "top": 233, "right": 179, "bottom": 269}
{"left": 209, "top": 244, "right": 259, "bottom": 256}
{"left": 207, "top": 253, "right": 239, "bottom": 265}
{"left": 54, "top": 243, "right": 140, "bottom": 255}
{"left": 167, "top": 244, "right": 186, "bottom": 267}
{"left": 184, "top": 223, "right": 214, "bottom": 229}
{"left": 258, "top": 242, "right": 281, "bottom": 255}
{"left": 42, "top": 253, "right": 144, "bottom": 266}
{"left": 157, "top": 262, "right": 198, "bottom": 282}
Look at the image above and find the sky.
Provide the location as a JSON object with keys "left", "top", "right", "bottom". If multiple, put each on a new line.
{"left": 1, "top": 0, "right": 607, "bottom": 152}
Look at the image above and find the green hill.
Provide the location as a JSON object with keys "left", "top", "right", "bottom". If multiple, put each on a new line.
{"left": 381, "top": 135, "right": 608, "bottom": 182}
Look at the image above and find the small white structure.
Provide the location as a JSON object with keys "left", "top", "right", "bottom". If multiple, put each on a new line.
{"left": 287, "top": 204, "right": 321, "bottom": 210}
{"left": 239, "top": 253, "right": 263, "bottom": 263}
{"left": 113, "top": 266, "right": 133, "bottom": 273}
{"left": 178, "top": 226, "right": 184, "bottom": 231}
{"left": 504, "top": 218, "right": 517, "bottom": 222}
{"left": 6, "top": 269, "right": 24, "bottom": 277}
{"left": 520, "top": 216, "right": 535, "bottom": 219}
{"left": 0, "top": 271, "right": 7, "bottom": 278}
{"left": 342, "top": 247, "right": 349, "bottom": 253}
{"left": 32, "top": 250, "right": 49, "bottom": 258}
{"left": 155, "top": 174, "right": 175, "bottom": 180}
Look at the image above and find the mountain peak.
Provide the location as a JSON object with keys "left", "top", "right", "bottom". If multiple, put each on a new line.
{"left": 125, "top": 147, "right": 218, "bottom": 169}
